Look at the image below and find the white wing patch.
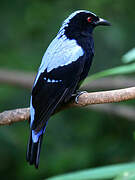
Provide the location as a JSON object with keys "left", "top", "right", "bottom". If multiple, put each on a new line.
{"left": 34, "top": 34, "right": 84, "bottom": 86}
{"left": 44, "top": 77, "right": 62, "bottom": 83}
{"left": 46, "top": 36, "right": 84, "bottom": 72}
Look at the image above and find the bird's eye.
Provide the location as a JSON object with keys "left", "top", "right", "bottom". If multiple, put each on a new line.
{"left": 87, "top": 17, "right": 93, "bottom": 23}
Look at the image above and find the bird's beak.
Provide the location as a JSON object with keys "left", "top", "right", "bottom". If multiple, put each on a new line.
{"left": 96, "top": 18, "right": 111, "bottom": 26}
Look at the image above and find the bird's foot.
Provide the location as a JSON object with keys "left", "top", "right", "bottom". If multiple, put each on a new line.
{"left": 74, "top": 91, "right": 87, "bottom": 104}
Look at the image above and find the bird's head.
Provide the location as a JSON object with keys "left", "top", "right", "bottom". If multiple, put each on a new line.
{"left": 59, "top": 10, "right": 111, "bottom": 39}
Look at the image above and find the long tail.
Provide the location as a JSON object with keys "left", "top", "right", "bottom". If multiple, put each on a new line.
{"left": 26, "top": 130, "right": 43, "bottom": 168}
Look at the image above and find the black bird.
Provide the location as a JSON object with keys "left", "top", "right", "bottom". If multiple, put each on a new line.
{"left": 26, "top": 10, "right": 110, "bottom": 168}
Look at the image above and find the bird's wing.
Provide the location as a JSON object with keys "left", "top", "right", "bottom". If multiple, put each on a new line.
{"left": 33, "top": 35, "right": 84, "bottom": 86}
{"left": 30, "top": 35, "right": 85, "bottom": 134}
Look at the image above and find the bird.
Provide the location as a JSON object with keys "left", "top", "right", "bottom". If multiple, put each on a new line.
{"left": 26, "top": 10, "right": 111, "bottom": 168}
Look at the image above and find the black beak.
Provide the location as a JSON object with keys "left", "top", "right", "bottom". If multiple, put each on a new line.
{"left": 96, "top": 18, "right": 111, "bottom": 26}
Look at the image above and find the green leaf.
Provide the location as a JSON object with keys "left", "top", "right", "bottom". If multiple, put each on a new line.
{"left": 114, "top": 169, "right": 135, "bottom": 180}
{"left": 122, "top": 48, "right": 135, "bottom": 64}
{"left": 47, "top": 162, "right": 135, "bottom": 180}
{"left": 82, "top": 63, "right": 135, "bottom": 85}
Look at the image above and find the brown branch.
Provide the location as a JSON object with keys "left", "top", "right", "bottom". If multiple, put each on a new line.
{"left": 70, "top": 87, "right": 135, "bottom": 107}
{"left": 0, "top": 108, "right": 29, "bottom": 125}
{"left": 0, "top": 87, "right": 135, "bottom": 126}
{"left": 89, "top": 104, "right": 135, "bottom": 121}
{"left": 81, "top": 76, "right": 135, "bottom": 90}
{"left": 0, "top": 69, "right": 135, "bottom": 90}
{"left": 0, "top": 68, "right": 34, "bottom": 89}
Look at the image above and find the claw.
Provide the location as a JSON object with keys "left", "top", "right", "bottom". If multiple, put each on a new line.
{"left": 75, "top": 91, "right": 87, "bottom": 104}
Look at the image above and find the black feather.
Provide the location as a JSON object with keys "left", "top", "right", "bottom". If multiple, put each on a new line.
{"left": 26, "top": 130, "right": 43, "bottom": 168}
{"left": 32, "top": 87, "right": 69, "bottom": 132}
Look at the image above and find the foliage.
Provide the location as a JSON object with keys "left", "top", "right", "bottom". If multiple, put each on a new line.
{"left": 122, "top": 48, "right": 135, "bottom": 64}
{"left": 83, "top": 48, "right": 135, "bottom": 84}
{"left": 47, "top": 162, "right": 135, "bottom": 180}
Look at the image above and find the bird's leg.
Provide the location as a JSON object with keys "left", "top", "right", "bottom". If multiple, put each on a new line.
{"left": 73, "top": 90, "right": 87, "bottom": 104}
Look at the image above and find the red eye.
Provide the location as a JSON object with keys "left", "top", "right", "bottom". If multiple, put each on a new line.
{"left": 87, "top": 17, "right": 93, "bottom": 23}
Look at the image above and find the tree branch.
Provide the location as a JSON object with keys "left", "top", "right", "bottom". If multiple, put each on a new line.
{"left": 89, "top": 104, "right": 135, "bottom": 121}
{"left": 1, "top": 69, "right": 135, "bottom": 90}
{"left": 0, "top": 87, "right": 135, "bottom": 126}
{"left": 81, "top": 76, "right": 135, "bottom": 90}
{"left": 0, "top": 68, "right": 34, "bottom": 89}
{"left": 0, "top": 108, "right": 29, "bottom": 125}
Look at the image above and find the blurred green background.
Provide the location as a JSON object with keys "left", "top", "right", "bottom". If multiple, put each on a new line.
{"left": 0, "top": 0, "right": 135, "bottom": 179}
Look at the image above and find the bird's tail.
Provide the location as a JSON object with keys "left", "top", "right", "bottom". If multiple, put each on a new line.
{"left": 26, "top": 130, "right": 43, "bottom": 168}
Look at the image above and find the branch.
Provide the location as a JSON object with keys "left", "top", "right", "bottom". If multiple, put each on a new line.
{"left": 89, "top": 104, "right": 135, "bottom": 121}
{"left": 81, "top": 76, "right": 135, "bottom": 90}
{"left": 0, "top": 87, "right": 135, "bottom": 125}
{"left": 1, "top": 69, "right": 135, "bottom": 90}
{"left": 70, "top": 87, "right": 135, "bottom": 106}
{"left": 0, "top": 68, "right": 34, "bottom": 89}
{"left": 0, "top": 108, "right": 29, "bottom": 125}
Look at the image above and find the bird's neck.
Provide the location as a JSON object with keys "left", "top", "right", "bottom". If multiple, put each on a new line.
{"left": 64, "top": 27, "right": 94, "bottom": 49}
{"left": 57, "top": 26, "right": 94, "bottom": 56}
{"left": 78, "top": 34, "right": 94, "bottom": 55}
